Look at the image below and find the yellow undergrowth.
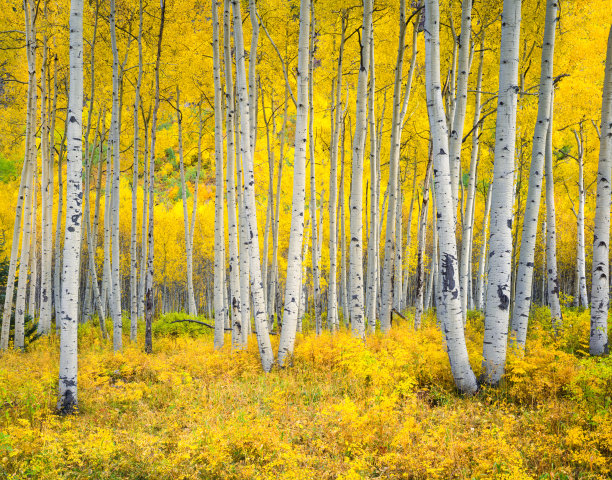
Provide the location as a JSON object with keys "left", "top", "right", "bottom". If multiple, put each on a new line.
{"left": 0, "top": 308, "right": 610, "bottom": 479}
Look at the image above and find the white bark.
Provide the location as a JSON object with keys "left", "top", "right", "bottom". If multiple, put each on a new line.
{"left": 110, "top": 0, "right": 122, "bottom": 352}
{"left": 459, "top": 38, "right": 484, "bottom": 322}
{"left": 573, "top": 127, "right": 588, "bottom": 307}
{"left": 278, "top": 0, "right": 310, "bottom": 365}
{"left": 510, "top": 0, "right": 557, "bottom": 348}
{"left": 475, "top": 182, "right": 492, "bottom": 311}
{"left": 212, "top": 0, "right": 225, "bottom": 348}
{"left": 590, "top": 26, "right": 612, "bottom": 356}
{"left": 328, "top": 15, "right": 346, "bottom": 332}
{"left": 349, "top": 0, "right": 372, "bottom": 338}
{"left": 544, "top": 95, "right": 562, "bottom": 327}
{"left": 482, "top": 0, "right": 521, "bottom": 384}
{"left": 414, "top": 156, "right": 433, "bottom": 329}
{"left": 130, "top": 0, "right": 143, "bottom": 342}
{"left": 232, "top": 0, "right": 273, "bottom": 370}
{"left": 425, "top": 0, "right": 477, "bottom": 394}
{"left": 448, "top": 0, "right": 473, "bottom": 212}
{"left": 58, "top": 0, "right": 83, "bottom": 414}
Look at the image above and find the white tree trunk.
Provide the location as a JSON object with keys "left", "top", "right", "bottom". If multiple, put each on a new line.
{"left": 328, "top": 15, "right": 346, "bottom": 332}
{"left": 425, "top": 0, "right": 477, "bottom": 394}
{"left": 58, "top": 0, "right": 83, "bottom": 414}
{"left": 590, "top": 26, "right": 612, "bottom": 356}
{"left": 212, "top": 0, "right": 225, "bottom": 348}
{"left": 459, "top": 38, "right": 485, "bottom": 322}
{"left": 130, "top": 0, "right": 143, "bottom": 342}
{"left": 110, "top": 0, "right": 122, "bottom": 352}
{"left": 223, "top": 0, "right": 243, "bottom": 347}
{"left": 448, "top": 0, "right": 473, "bottom": 213}
{"left": 510, "top": 0, "right": 557, "bottom": 348}
{"left": 278, "top": 0, "right": 310, "bottom": 365}
{"left": 349, "top": 0, "right": 372, "bottom": 338}
{"left": 574, "top": 127, "right": 588, "bottom": 307}
{"left": 232, "top": 0, "right": 273, "bottom": 370}
{"left": 414, "top": 156, "right": 433, "bottom": 329}
{"left": 476, "top": 182, "right": 493, "bottom": 311}
{"left": 482, "top": 0, "right": 521, "bottom": 385}
{"left": 544, "top": 95, "right": 562, "bottom": 327}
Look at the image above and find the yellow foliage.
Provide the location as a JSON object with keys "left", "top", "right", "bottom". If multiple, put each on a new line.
{"left": 0, "top": 308, "right": 611, "bottom": 479}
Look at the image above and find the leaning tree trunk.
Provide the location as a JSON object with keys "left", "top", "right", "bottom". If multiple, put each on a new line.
{"left": 510, "top": 0, "right": 557, "bottom": 348}
{"left": 590, "top": 26, "right": 612, "bottom": 356}
{"left": 482, "top": 0, "right": 521, "bottom": 385}
{"left": 544, "top": 95, "right": 562, "bottom": 328}
{"left": 58, "top": 0, "right": 83, "bottom": 414}
{"left": 425, "top": 0, "right": 478, "bottom": 395}
{"left": 348, "top": 0, "right": 373, "bottom": 338}
{"left": 278, "top": 0, "right": 310, "bottom": 365}
{"left": 212, "top": 0, "right": 225, "bottom": 348}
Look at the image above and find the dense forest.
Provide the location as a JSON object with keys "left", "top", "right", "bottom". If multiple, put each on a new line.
{"left": 1, "top": 0, "right": 611, "bottom": 477}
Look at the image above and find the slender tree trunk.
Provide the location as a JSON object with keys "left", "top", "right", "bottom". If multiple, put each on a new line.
{"left": 58, "top": 0, "right": 83, "bottom": 414}
{"left": 425, "top": 0, "right": 477, "bottom": 394}
{"left": 232, "top": 0, "right": 274, "bottom": 370}
{"left": 414, "top": 155, "right": 433, "bottom": 328}
{"left": 459, "top": 38, "right": 484, "bottom": 322}
{"left": 212, "top": 0, "right": 225, "bottom": 347}
{"left": 278, "top": 0, "right": 311, "bottom": 365}
{"left": 510, "top": 0, "right": 557, "bottom": 348}
{"left": 475, "top": 182, "right": 492, "bottom": 311}
{"left": 349, "top": 0, "right": 373, "bottom": 338}
{"left": 544, "top": 95, "right": 562, "bottom": 328}
{"left": 130, "top": 0, "right": 143, "bottom": 342}
{"left": 54, "top": 127, "right": 66, "bottom": 332}
{"left": 27, "top": 163, "right": 38, "bottom": 319}
{"left": 574, "top": 126, "right": 588, "bottom": 307}
{"left": 482, "top": 0, "right": 521, "bottom": 385}
{"left": 339, "top": 117, "right": 349, "bottom": 326}
{"left": 110, "top": 0, "right": 122, "bottom": 351}
{"left": 145, "top": 0, "right": 165, "bottom": 354}
{"left": 328, "top": 14, "right": 346, "bottom": 332}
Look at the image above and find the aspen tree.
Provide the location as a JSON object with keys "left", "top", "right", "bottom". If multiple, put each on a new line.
{"left": 544, "top": 95, "right": 562, "bottom": 328}
{"left": 590, "top": 26, "right": 612, "bottom": 356}
{"left": 459, "top": 37, "right": 485, "bottom": 322}
{"left": 414, "top": 155, "right": 433, "bottom": 329}
{"left": 58, "top": 0, "right": 83, "bottom": 414}
{"left": 110, "top": 0, "right": 122, "bottom": 352}
{"left": 223, "top": 0, "right": 243, "bottom": 347}
{"left": 328, "top": 14, "right": 346, "bottom": 332}
{"left": 145, "top": 0, "right": 165, "bottom": 354}
{"left": 130, "top": 0, "right": 144, "bottom": 342}
{"left": 349, "top": 0, "right": 372, "bottom": 338}
{"left": 573, "top": 126, "right": 588, "bottom": 307}
{"left": 425, "top": 0, "right": 477, "bottom": 394}
{"left": 308, "top": 7, "right": 321, "bottom": 335}
{"left": 448, "top": 0, "right": 473, "bottom": 213}
{"left": 278, "top": 0, "right": 311, "bottom": 365}
{"left": 212, "top": 0, "right": 225, "bottom": 348}
{"left": 475, "top": 182, "right": 492, "bottom": 311}
{"left": 232, "top": 0, "right": 274, "bottom": 369}
{"left": 481, "top": 0, "right": 521, "bottom": 385}
{"left": 510, "top": 0, "right": 557, "bottom": 348}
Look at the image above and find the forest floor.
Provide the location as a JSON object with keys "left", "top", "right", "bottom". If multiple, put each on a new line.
{"left": 0, "top": 308, "right": 611, "bottom": 479}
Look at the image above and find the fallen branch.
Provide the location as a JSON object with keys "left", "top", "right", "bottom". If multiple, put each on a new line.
{"left": 168, "top": 319, "right": 232, "bottom": 331}
{"left": 392, "top": 309, "right": 406, "bottom": 320}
